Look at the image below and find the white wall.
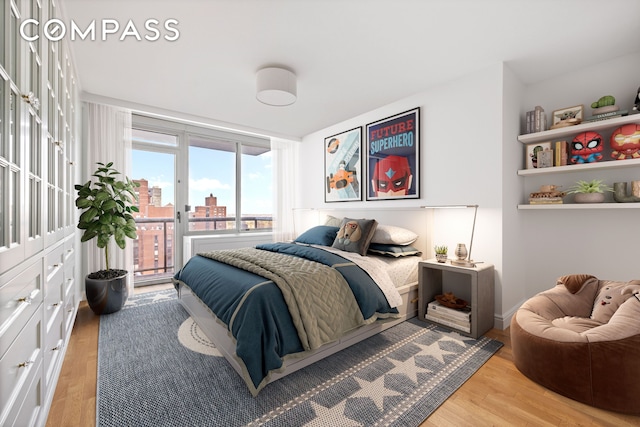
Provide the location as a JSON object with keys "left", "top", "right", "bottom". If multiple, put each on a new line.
{"left": 519, "top": 52, "right": 640, "bottom": 297}
{"left": 298, "top": 51, "right": 640, "bottom": 329}
{"left": 299, "top": 63, "right": 506, "bottom": 324}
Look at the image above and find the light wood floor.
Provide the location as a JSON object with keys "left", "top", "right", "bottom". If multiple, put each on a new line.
{"left": 46, "top": 287, "right": 640, "bottom": 427}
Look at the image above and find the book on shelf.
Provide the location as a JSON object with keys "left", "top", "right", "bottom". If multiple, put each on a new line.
{"left": 528, "top": 197, "right": 563, "bottom": 204}
{"left": 583, "top": 110, "right": 628, "bottom": 123}
{"left": 425, "top": 310, "right": 471, "bottom": 327}
{"left": 427, "top": 300, "right": 471, "bottom": 321}
{"left": 554, "top": 141, "right": 568, "bottom": 166}
{"left": 425, "top": 313, "right": 471, "bottom": 333}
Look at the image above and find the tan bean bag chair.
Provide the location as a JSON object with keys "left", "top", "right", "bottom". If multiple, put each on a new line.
{"left": 510, "top": 274, "right": 640, "bottom": 414}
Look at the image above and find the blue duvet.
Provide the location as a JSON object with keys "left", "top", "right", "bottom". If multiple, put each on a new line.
{"left": 173, "top": 243, "right": 398, "bottom": 395}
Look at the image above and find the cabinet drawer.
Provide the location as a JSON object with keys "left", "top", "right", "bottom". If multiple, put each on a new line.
{"left": 45, "top": 243, "right": 65, "bottom": 283}
{"left": 0, "top": 261, "right": 44, "bottom": 359}
{"left": 43, "top": 306, "right": 64, "bottom": 390}
{"left": 63, "top": 249, "right": 75, "bottom": 280}
{"left": 44, "top": 265, "right": 64, "bottom": 311}
{"left": 0, "top": 309, "right": 43, "bottom": 427}
{"left": 63, "top": 281, "right": 77, "bottom": 335}
{"left": 4, "top": 358, "right": 42, "bottom": 427}
{"left": 62, "top": 245, "right": 75, "bottom": 266}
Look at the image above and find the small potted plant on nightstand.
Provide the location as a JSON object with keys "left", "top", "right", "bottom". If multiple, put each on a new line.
{"left": 567, "top": 179, "right": 613, "bottom": 203}
{"left": 434, "top": 245, "right": 448, "bottom": 263}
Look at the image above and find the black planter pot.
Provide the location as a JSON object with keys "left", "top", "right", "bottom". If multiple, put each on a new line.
{"left": 85, "top": 270, "right": 129, "bottom": 315}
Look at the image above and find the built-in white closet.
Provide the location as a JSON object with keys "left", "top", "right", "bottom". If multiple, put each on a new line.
{"left": 0, "top": 1, "right": 80, "bottom": 425}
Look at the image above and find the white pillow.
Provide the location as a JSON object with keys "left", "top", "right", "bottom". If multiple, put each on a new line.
{"left": 323, "top": 215, "right": 342, "bottom": 227}
{"left": 371, "top": 224, "right": 418, "bottom": 245}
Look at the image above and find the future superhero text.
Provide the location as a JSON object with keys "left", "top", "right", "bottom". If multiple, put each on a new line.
{"left": 369, "top": 119, "right": 414, "bottom": 155}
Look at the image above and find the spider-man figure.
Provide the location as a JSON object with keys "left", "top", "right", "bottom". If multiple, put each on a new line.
{"left": 571, "top": 131, "right": 603, "bottom": 163}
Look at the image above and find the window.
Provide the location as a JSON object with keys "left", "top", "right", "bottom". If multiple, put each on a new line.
{"left": 132, "top": 116, "right": 272, "bottom": 234}
{"left": 130, "top": 115, "right": 272, "bottom": 284}
{"left": 187, "top": 134, "right": 272, "bottom": 233}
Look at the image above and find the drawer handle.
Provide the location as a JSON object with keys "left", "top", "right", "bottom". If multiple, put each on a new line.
{"left": 52, "top": 301, "right": 63, "bottom": 307}
{"left": 17, "top": 289, "right": 39, "bottom": 305}
{"left": 52, "top": 345, "right": 62, "bottom": 351}
{"left": 18, "top": 360, "right": 34, "bottom": 368}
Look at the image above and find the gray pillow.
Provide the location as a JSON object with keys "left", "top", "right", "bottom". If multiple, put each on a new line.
{"left": 331, "top": 217, "right": 377, "bottom": 256}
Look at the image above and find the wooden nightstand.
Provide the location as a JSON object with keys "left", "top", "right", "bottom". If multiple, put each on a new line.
{"left": 418, "top": 259, "right": 495, "bottom": 339}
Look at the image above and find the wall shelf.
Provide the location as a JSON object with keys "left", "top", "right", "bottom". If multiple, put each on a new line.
{"left": 517, "top": 113, "right": 640, "bottom": 210}
{"left": 518, "top": 203, "right": 640, "bottom": 210}
{"left": 517, "top": 157, "right": 640, "bottom": 176}
{"left": 518, "top": 113, "right": 640, "bottom": 145}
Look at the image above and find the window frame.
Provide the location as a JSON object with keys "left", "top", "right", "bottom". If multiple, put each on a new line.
{"left": 132, "top": 114, "right": 272, "bottom": 237}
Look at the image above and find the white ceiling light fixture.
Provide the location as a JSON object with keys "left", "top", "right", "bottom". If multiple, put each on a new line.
{"left": 256, "top": 67, "right": 297, "bottom": 106}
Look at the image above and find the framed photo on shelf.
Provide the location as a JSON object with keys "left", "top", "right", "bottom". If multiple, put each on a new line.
{"left": 366, "top": 107, "right": 420, "bottom": 200}
{"left": 324, "top": 127, "right": 362, "bottom": 202}
{"left": 525, "top": 141, "right": 552, "bottom": 169}
{"left": 551, "top": 105, "right": 584, "bottom": 129}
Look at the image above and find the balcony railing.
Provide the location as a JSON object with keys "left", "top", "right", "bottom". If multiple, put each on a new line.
{"left": 133, "top": 216, "right": 272, "bottom": 285}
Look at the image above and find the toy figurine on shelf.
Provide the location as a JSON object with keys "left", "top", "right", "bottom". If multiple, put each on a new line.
{"left": 610, "top": 123, "right": 640, "bottom": 160}
{"left": 529, "top": 184, "right": 566, "bottom": 205}
{"left": 590, "top": 95, "right": 618, "bottom": 115}
{"left": 633, "top": 86, "right": 640, "bottom": 113}
{"left": 571, "top": 131, "right": 604, "bottom": 163}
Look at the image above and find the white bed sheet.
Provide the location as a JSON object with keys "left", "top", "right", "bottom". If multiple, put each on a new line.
{"left": 369, "top": 254, "right": 421, "bottom": 288}
{"left": 305, "top": 244, "right": 421, "bottom": 308}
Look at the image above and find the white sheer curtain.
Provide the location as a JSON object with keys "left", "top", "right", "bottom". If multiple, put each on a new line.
{"left": 271, "top": 137, "right": 299, "bottom": 242}
{"left": 83, "top": 103, "right": 134, "bottom": 293}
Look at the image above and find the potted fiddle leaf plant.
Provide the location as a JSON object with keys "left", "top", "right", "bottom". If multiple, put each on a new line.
{"left": 75, "top": 162, "right": 140, "bottom": 314}
{"left": 567, "top": 179, "right": 613, "bottom": 204}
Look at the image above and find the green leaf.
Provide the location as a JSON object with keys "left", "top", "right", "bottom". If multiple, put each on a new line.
{"left": 81, "top": 230, "right": 97, "bottom": 242}
{"left": 114, "top": 228, "right": 126, "bottom": 249}
{"left": 101, "top": 199, "right": 117, "bottom": 211}
{"left": 97, "top": 235, "right": 109, "bottom": 248}
{"left": 80, "top": 208, "right": 98, "bottom": 223}
{"left": 95, "top": 190, "right": 111, "bottom": 202}
{"left": 75, "top": 198, "right": 92, "bottom": 208}
{"left": 124, "top": 227, "right": 138, "bottom": 240}
{"left": 99, "top": 213, "right": 113, "bottom": 225}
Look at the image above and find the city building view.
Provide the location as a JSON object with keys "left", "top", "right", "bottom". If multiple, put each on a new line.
{"left": 131, "top": 178, "right": 272, "bottom": 283}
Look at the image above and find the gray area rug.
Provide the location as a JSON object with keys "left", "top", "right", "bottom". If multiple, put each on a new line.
{"left": 97, "top": 290, "right": 502, "bottom": 426}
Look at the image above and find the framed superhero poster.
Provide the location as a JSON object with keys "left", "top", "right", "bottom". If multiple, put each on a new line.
{"left": 324, "top": 127, "right": 362, "bottom": 202}
{"left": 366, "top": 107, "right": 420, "bottom": 200}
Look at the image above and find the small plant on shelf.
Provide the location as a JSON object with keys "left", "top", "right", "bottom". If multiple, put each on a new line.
{"left": 567, "top": 179, "right": 613, "bottom": 194}
{"left": 434, "top": 245, "right": 448, "bottom": 263}
{"left": 567, "top": 179, "right": 613, "bottom": 204}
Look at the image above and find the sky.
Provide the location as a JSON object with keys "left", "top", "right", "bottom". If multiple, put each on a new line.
{"left": 131, "top": 148, "right": 272, "bottom": 216}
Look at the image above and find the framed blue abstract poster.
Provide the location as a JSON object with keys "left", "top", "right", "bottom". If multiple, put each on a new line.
{"left": 366, "top": 107, "right": 420, "bottom": 200}
{"left": 324, "top": 127, "right": 362, "bottom": 202}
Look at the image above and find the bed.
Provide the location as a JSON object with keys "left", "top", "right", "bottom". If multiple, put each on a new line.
{"left": 173, "top": 216, "right": 423, "bottom": 396}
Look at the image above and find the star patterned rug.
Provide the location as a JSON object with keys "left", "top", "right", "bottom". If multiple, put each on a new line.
{"left": 97, "top": 289, "right": 502, "bottom": 427}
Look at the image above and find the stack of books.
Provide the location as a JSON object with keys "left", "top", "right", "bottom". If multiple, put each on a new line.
{"left": 425, "top": 300, "right": 471, "bottom": 333}
{"left": 583, "top": 109, "right": 628, "bottom": 123}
